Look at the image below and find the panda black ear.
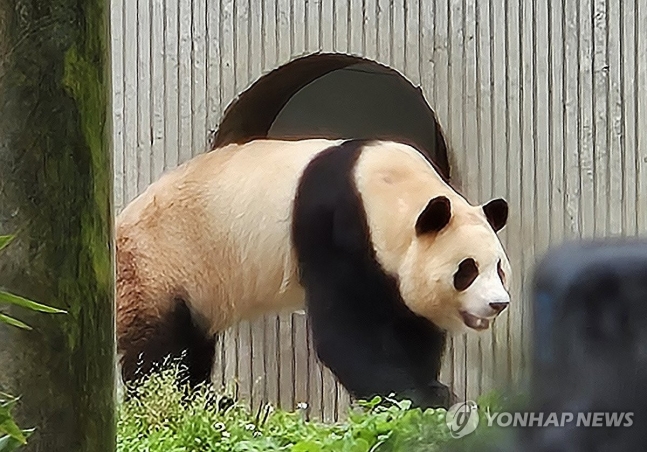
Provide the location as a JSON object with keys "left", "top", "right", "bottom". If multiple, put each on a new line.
{"left": 483, "top": 198, "right": 508, "bottom": 232}
{"left": 416, "top": 196, "right": 451, "bottom": 235}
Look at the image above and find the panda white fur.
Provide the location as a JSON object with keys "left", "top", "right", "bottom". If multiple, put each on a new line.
{"left": 116, "top": 138, "right": 511, "bottom": 408}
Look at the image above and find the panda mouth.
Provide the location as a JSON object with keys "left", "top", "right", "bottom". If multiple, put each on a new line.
{"left": 460, "top": 311, "right": 491, "bottom": 331}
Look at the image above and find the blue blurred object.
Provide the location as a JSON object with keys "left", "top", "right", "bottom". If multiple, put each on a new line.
{"left": 523, "top": 238, "right": 647, "bottom": 451}
{"left": 533, "top": 239, "right": 647, "bottom": 367}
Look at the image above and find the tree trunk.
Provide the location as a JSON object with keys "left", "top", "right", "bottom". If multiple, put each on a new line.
{"left": 0, "top": 0, "right": 114, "bottom": 450}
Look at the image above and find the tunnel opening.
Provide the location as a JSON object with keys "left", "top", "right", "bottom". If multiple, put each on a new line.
{"left": 212, "top": 53, "right": 450, "bottom": 180}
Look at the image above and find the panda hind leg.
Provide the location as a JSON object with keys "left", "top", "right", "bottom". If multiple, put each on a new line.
{"left": 119, "top": 296, "right": 216, "bottom": 390}
{"left": 180, "top": 305, "right": 217, "bottom": 388}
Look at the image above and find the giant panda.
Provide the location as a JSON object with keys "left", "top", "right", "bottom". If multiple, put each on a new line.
{"left": 116, "top": 138, "right": 511, "bottom": 409}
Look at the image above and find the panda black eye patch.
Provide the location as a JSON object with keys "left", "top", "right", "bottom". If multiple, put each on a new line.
{"left": 454, "top": 258, "right": 479, "bottom": 291}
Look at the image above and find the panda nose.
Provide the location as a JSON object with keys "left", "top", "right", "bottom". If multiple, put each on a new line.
{"left": 489, "top": 302, "right": 509, "bottom": 314}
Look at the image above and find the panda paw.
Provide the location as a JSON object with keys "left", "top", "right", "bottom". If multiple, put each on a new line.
{"left": 426, "top": 381, "right": 453, "bottom": 409}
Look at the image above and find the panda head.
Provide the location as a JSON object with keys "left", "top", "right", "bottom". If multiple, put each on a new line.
{"left": 399, "top": 196, "right": 511, "bottom": 333}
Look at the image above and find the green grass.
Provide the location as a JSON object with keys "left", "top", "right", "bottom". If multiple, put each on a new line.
{"left": 117, "top": 367, "right": 454, "bottom": 452}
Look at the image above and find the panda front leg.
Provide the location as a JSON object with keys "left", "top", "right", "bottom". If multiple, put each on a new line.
{"left": 311, "top": 317, "right": 452, "bottom": 409}
{"left": 305, "top": 282, "right": 452, "bottom": 410}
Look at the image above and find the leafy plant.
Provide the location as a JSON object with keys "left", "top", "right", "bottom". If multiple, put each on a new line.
{"left": 0, "top": 234, "right": 66, "bottom": 450}
{"left": 118, "top": 365, "right": 454, "bottom": 452}
{"left": 0, "top": 393, "right": 33, "bottom": 452}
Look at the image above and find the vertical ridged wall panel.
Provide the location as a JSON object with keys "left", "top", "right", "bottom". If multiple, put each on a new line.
{"left": 111, "top": 0, "right": 647, "bottom": 417}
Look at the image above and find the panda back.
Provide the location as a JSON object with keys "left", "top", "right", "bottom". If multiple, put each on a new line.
{"left": 117, "top": 138, "right": 343, "bottom": 331}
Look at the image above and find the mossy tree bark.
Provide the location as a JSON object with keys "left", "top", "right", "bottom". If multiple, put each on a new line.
{"left": 0, "top": 0, "right": 114, "bottom": 451}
